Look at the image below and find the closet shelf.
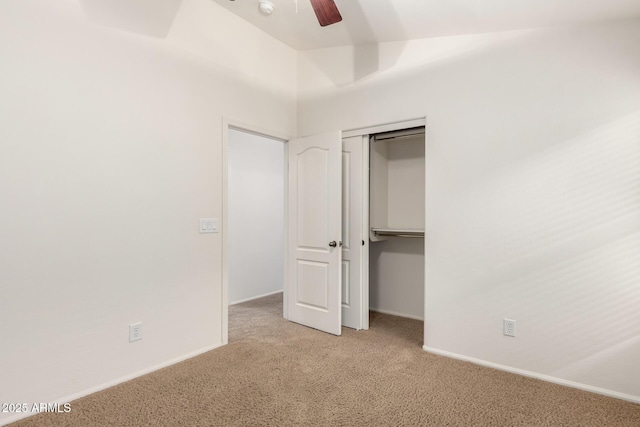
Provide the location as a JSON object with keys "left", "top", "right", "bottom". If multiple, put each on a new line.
{"left": 371, "top": 227, "right": 425, "bottom": 238}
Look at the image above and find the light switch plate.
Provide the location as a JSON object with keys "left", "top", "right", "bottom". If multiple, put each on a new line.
{"left": 199, "top": 218, "right": 219, "bottom": 233}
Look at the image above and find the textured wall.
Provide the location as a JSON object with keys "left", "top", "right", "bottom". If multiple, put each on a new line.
{"left": 298, "top": 21, "right": 640, "bottom": 399}
{"left": 0, "top": 0, "right": 296, "bottom": 424}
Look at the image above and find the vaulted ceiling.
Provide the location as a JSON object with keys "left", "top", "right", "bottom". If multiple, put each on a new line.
{"left": 211, "top": 0, "right": 640, "bottom": 50}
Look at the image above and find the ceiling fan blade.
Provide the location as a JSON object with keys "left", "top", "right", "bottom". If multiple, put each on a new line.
{"left": 309, "top": 0, "right": 342, "bottom": 27}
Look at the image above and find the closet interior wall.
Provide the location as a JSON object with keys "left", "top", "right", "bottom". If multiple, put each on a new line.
{"left": 368, "top": 128, "right": 426, "bottom": 320}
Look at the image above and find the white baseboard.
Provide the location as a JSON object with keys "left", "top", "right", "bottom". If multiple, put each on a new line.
{"left": 0, "top": 344, "right": 223, "bottom": 427}
{"left": 422, "top": 345, "right": 640, "bottom": 404}
{"left": 370, "top": 307, "right": 424, "bottom": 321}
{"left": 230, "top": 289, "right": 283, "bottom": 305}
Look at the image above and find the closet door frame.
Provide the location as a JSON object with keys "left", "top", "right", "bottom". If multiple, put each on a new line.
{"left": 343, "top": 117, "right": 427, "bottom": 332}
{"left": 341, "top": 135, "right": 368, "bottom": 330}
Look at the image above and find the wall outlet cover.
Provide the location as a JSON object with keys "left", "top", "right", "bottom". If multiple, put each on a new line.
{"left": 503, "top": 318, "right": 516, "bottom": 337}
{"left": 129, "top": 322, "right": 143, "bottom": 342}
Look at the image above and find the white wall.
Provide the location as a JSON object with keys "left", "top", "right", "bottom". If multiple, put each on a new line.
{"left": 2, "top": 2, "right": 638, "bottom": 421}
{"left": 370, "top": 238, "right": 424, "bottom": 320}
{"left": 0, "top": 0, "right": 296, "bottom": 424}
{"left": 228, "top": 129, "right": 284, "bottom": 304}
{"left": 298, "top": 20, "right": 640, "bottom": 400}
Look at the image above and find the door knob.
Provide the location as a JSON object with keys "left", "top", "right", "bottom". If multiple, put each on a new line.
{"left": 329, "top": 241, "right": 337, "bottom": 247}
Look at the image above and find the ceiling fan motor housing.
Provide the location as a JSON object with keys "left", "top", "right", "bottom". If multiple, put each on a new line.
{"left": 258, "top": 0, "right": 275, "bottom": 16}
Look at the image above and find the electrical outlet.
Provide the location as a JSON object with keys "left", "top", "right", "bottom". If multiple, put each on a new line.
{"left": 129, "top": 322, "right": 143, "bottom": 342}
{"left": 503, "top": 318, "right": 516, "bottom": 337}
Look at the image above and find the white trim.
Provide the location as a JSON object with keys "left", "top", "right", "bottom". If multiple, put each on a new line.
{"left": 342, "top": 117, "right": 426, "bottom": 138}
{"left": 0, "top": 344, "right": 222, "bottom": 427}
{"left": 423, "top": 122, "right": 429, "bottom": 356}
{"left": 361, "top": 135, "right": 370, "bottom": 330}
{"left": 221, "top": 118, "right": 229, "bottom": 346}
{"left": 422, "top": 346, "right": 640, "bottom": 404}
{"left": 283, "top": 141, "right": 289, "bottom": 320}
{"left": 371, "top": 307, "right": 424, "bottom": 321}
{"left": 230, "top": 290, "right": 283, "bottom": 306}
{"left": 224, "top": 118, "right": 290, "bottom": 143}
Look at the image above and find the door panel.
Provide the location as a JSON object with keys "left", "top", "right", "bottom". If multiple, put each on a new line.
{"left": 342, "top": 151, "right": 351, "bottom": 249}
{"left": 341, "top": 136, "right": 364, "bottom": 330}
{"left": 296, "top": 147, "right": 329, "bottom": 249}
{"left": 296, "top": 260, "right": 329, "bottom": 309}
{"left": 341, "top": 260, "right": 350, "bottom": 306}
{"left": 287, "top": 131, "right": 342, "bottom": 335}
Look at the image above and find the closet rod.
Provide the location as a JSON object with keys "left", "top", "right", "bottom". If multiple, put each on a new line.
{"left": 373, "top": 126, "right": 425, "bottom": 142}
{"left": 371, "top": 228, "right": 425, "bottom": 238}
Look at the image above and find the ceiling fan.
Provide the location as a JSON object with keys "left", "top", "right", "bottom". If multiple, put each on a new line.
{"left": 254, "top": 0, "right": 342, "bottom": 27}
{"left": 309, "top": 0, "right": 342, "bottom": 27}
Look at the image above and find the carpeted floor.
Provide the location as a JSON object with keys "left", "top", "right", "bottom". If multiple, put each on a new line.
{"left": 12, "top": 293, "right": 640, "bottom": 426}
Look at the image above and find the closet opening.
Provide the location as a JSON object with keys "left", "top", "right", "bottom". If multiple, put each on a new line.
{"left": 368, "top": 126, "right": 425, "bottom": 323}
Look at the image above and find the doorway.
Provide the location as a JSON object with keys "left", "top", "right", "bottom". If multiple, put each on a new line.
{"left": 224, "top": 124, "right": 287, "bottom": 342}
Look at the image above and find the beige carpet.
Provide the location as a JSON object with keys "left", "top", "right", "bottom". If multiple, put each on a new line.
{"left": 12, "top": 293, "right": 640, "bottom": 426}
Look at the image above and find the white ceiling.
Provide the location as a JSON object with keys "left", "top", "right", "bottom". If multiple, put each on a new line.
{"left": 81, "top": 0, "right": 184, "bottom": 37}
{"left": 211, "top": 0, "right": 640, "bottom": 50}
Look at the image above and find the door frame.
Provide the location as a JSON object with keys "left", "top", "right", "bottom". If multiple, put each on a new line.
{"left": 342, "top": 117, "right": 427, "bottom": 331}
{"left": 221, "top": 117, "right": 291, "bottom": 345}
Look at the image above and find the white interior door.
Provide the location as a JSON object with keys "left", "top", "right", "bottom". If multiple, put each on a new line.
{"left": 287, "top": 130, "right": 342, "bottom": 335}
{"left": 341, "top": 136, "right": 365, "bottom": 330}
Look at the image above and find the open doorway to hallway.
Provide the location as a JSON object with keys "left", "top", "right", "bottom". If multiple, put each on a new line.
{"left": 227, "top": 127, "right": 285, "bottom": 340}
